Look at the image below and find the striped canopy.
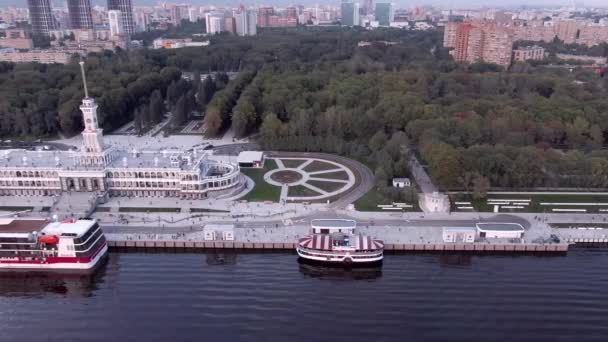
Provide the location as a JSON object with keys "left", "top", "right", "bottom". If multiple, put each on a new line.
{"left": 298, "top": 234, "right": 384, "bottom": 251}
{"left": 354, "top": 234, "right": 384, "bottom": 251}
{"left": 299, "top": 234, "right": 333, "bottom": 251}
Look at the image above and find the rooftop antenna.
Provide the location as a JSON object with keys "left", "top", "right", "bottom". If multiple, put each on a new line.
{"left": 79, "top": 60, "right": 89, "bottom": 98}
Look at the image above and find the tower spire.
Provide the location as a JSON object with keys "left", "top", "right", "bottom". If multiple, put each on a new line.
{"left": 79, "top": 61, "right": 89, "bottom": 98}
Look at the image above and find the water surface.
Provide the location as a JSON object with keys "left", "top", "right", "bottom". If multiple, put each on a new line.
{"left": 1, "top": 250, "right": 607, "bottom": 342}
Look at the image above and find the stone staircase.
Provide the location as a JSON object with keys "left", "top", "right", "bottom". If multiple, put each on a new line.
{"left": 50, "top": 191, "right": 104, "bottom": 219}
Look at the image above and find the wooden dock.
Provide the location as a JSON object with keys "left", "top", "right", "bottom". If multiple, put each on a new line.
{"left": 106, "top": 239, "right": 570, "bottom": 253}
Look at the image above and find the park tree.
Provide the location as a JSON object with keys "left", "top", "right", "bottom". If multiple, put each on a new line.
{"left": 149, "top": 90, "right": 165, "bottom": 124}
{"left": 472, "top": 174, "right": 491, "bottom": 199}
{"left": 172, "top": 95, "right": 187, "bottom": 129}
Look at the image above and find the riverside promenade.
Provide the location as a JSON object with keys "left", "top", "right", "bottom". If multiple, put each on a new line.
{"left": 101, "top": 210, "right": 608, "bottom": 254}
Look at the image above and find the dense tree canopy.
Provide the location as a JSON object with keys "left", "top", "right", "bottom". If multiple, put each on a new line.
{"left": 0, "top": 27, "right": 606, "bottom": 189}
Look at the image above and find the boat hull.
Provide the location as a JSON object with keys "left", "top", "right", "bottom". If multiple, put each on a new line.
{"left": 0, "top": 243, "right": 108, "bottom": 273}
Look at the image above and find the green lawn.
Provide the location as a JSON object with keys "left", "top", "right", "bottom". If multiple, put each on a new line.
{"left": 313, "top": 170, "right": 349, "bottom": 180}
{"left": 240, "top": 159, "right": 281, "bottom": 202}
{"left": 279, "top": 158, "right": 306, "bottom": 168}
{"left": 307, "top": 179, "right": 346, "bottom": 193}
{"left": 450, "top": 193, "right": 608, "bottom": 213}
{"left": 354, "top": 187, "right": 418, "bottom": 212}
{"left": 189, "top": 208, "right": 230, "bottom": 213}
{"left": 288, "top": 185, "right": 321, "bottom": 197}
{"left": 0, "top": 206, "right": 34, "bottom": 212}
{"left": 302, "top": 160, "right": 337, "bottom": 173}
{"left": 119, "top": 207, "right": 181, "bottom": 213}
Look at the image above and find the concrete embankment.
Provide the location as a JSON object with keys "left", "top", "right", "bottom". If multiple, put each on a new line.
{"left": 106, "top": 239, "right": 570, "bottom": 253}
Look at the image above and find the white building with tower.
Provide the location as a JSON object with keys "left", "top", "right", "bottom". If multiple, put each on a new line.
{"left": 0, "top": 62, "right": 242, "bottom": 200}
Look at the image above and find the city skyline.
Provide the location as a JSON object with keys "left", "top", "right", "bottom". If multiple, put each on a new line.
{"left": 2, "top": 0, "right": 608, "bottom": 9}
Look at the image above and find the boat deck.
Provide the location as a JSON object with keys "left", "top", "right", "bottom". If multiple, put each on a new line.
{"left": 0, "top": 219, "right": 48, "bottom": 234}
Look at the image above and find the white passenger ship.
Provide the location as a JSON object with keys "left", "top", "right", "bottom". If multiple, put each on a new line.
{"left": 0, "top": 218, "right": 108, "bottom": 271}
{"left": 297, "top": 219, "right": 384, "bottom": 265}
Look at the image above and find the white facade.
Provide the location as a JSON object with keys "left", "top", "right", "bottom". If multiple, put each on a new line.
{"left": 476, "top": 223, "right": 525, "bottom": 239}
{"left": 236, "top": 151, "right": 265, "bottom": 168}
{"left": 235, "top": 10, "right": 257, "bottom": 36}
{"left": 392, "top": 178, "right": 411, "bottom": 188}
{"left": 108, "top": 10, "right": 124, "bottom": 38}
{"left": 0, "top": 62, "right": 241, "bottom": 200}
{"left": 205, "top": 12, "right": 224, "bottom": 35}
{"left": 188, "top": 7, "right": 199, "bottom": 22}
{"left": 442, "top": 227, "right": 476, "bottom": 243}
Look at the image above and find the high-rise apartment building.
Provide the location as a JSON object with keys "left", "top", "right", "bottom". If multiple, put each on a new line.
{"left": 363, "top": 0, "right": 374, "bottom": 16}
{"left": 444, "top": 20, "right": 514, "bottom": 68}
{"left": 67, "top": 0, "right": 94, "bottom": 29}
{"left": 108, "top": 10, "right": 124, "bottom": 38}
{"left": 375, "top": 3, "right": 393, "bottom": 26}
{"left": 235, "top": 10, "right": 257, "bottom": 36}
{"left": 133, "top": 9, "right": 150, "bottom": 32}
{"left": 27, "top": 0, "right": 56, "bottom": 36}
{"left": 107, "top": 0, "right": 135, "bottom": 36}
{"left": 205, "top": 12, "right": 224, "bottom": 34}
{"left": 555, "top": 19, "right": 578, "bottom": 44}
{"left": 286, "top": 7, "right": 297, "bottom": 19}
{"left": 257, "top": 7, "right": 274, "bottom": 27}
{"left": 341, "top": 1, "right": 360, "bottom": 27}
{"left": 224, "top": 17, "right": 236, "bottom": 34}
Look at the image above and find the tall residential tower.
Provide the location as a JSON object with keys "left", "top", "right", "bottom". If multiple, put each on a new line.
{"left": 67, "top": 0, "right": 94, "bottom": 29}
{"left": 27, "top": 0, "right": 56, "bottom": 35}
{"left": 107, "top": 0, "right": 135, "bottom": 36}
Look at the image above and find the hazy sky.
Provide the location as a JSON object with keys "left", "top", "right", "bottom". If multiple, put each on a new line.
{"left": 3, "top": 0, "right": 607, "bottom": 9}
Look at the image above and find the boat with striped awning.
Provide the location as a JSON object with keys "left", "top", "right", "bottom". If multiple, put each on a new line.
{"left": 296, "top": 219, "right": 384, "bottom": 265}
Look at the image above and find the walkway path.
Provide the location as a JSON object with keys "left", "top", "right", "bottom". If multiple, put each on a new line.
{"left": 264, "top": 157, "right": 355, "bottom": 202}
{"left": 407, "top": 152, "right": 450, "bottom": 213}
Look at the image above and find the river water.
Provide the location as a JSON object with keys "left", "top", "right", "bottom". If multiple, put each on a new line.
{"left": 1, "top": 250, "right": 607, "bottom": 342}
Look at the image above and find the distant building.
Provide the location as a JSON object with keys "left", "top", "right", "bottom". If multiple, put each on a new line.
{"left": 0, "top": 49, "right": 74, "bottom": 64}
{"left": 207, "top": 16, "right": 223, "bottom": 35}
{"left": 67, "top": 0, "right": 94, "bottom": 29}
{"left": 107, "top": 0, "right": 135, "bottom": 36}
{"left": 362, "top": 0, "right": 374, "bottom": 16}
{"left": 108, "top": 10, "right": 124, "bottom": 39}
{"left": 237, "top": 151, "right": 265, "bottom": 168}
{"left": 235, "top": 10, "right": 257, "bottom": 36}
{"left": 27, "top": 0, "right": 57, "bottom": 36}
{"left": 205, "top": 12, "right": 224, "bottom": 34}
{"left": 444, "top": 20, "right": 514, "bottom": 68}
{"left": 152, "top": 38, "right": 209, "bottom": 49}
{"left": 224, "top": 17, "right": 236, "bottom": 34}
{"left": 555, "top": 53, "right": 607, "bottom": 65}
{"left": 392, "top": 178, "right": 411, "bottom": 188}
{"left": 341, "top": 1, "right": 360, "bottom": 27}
{"left": 133, "top": 10, "right": 150, "bottom": 32}
{"left": 513, "top": 46, "right": 545, "bottom": 62}
{"left": 257, "top": 7, "right": 274, "bottom": 27}
{"left": 188, "top": 7, "right": 199, "bottom": 22}
{"left": 375, "top": 3, "right": 394, "bottom": 27}
{"left": 0, "top": 29, "right": 34, "bottom": 49}
{"left": 286, "top": 7, "right": 297, "bottom": 20}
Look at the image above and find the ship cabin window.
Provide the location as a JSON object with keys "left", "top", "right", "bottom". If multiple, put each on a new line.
{"left": 320, "top": 229, "right": 329, "bottom": 234}
{"left": 73, "top": 223, "right": 100, "bottom": 245}
{"left": 73, "top": 223, "right": 105, "bottom": 257}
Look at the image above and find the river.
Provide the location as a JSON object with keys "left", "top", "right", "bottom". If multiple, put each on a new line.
{"left": 1, "top": 250, "right": 607, "bottom": 342}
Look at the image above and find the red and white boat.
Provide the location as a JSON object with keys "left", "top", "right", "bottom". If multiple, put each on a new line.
{"left": 296, "top": 219, "right": 384, "bottom": 265}
{"left": 0, "top": 218, "right": 108, "bottom": 271}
